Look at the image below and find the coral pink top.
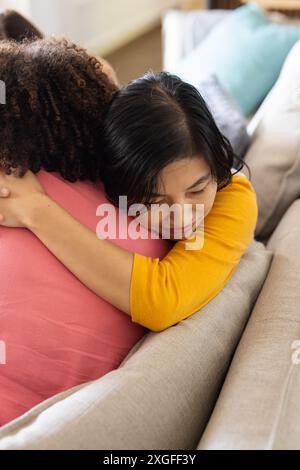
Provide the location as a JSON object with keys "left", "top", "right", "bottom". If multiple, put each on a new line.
{"left": 0, "top": 170, "right": 170, "bottom": 427}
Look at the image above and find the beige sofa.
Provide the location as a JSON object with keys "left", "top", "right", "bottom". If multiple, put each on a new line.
{"left": 1, "top": 25, "right": 300, "bottom": 453}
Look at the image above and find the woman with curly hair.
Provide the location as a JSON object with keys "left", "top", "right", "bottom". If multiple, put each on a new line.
{"left": 0, "top": 37, "right": 119, "bottom": 179}
{"left": 0, "top": 33, "right": 158, "bottom": 427}
{"left": 0, "top": 13, "right": 257, "bottom": 427}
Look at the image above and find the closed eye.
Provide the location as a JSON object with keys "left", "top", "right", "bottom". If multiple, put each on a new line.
{"left": 190, "top": 184, "right": 208, "bottom": 195}
{"left": 190, "top": 189, "right": 205, "bottom": 195}
{"left": 147, "top": 184, "right": 208, "bottom": 206}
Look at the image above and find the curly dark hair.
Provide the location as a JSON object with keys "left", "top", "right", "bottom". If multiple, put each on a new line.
{"left": 0, "top": 37, "right": 119, "bottom": 182}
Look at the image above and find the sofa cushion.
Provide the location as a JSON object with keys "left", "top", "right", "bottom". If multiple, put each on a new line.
{"left": 244, "top": 39, "right": 300, "bottom": 243}
{"left": 0, "top": 239, "right": 272, "bottom": 450}
{"left": 197, "top": 73, "right": 250, "bottom": 161}
{"left": 171, "top": 3, "right": 300, "bottom": 116}
{"left": 197, "top": 199, "right": 300, "bottom": 450}
{"left": 163, "top": 7, "right": 300, "bottom": 77}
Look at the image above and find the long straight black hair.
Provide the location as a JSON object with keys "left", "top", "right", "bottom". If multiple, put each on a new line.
{"left": 100, "top": 70, "right": 250, "bottom": 207}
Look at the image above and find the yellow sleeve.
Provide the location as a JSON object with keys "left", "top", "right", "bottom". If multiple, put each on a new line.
{"left": 130, "top": 174, "right": 258, "bottom": 332}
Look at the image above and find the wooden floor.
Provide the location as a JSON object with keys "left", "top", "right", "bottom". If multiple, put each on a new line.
{"left": 104, "top": 23, "right": 163, "bottom": 86}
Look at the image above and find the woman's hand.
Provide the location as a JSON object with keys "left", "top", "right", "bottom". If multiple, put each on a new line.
{"left": 0, "top": 170, "right": 46, "bottom": 228}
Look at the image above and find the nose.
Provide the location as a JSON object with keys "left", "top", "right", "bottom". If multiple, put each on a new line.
{"left": 163, "top": 201, "right": 195, "bottom": 228}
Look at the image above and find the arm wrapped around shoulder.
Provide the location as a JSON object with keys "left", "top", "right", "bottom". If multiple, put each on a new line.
{"left": 130, "top": 174, "right": 258, "bottom": 332}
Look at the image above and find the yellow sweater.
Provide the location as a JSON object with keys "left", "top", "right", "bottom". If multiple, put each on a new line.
{"left": 130, "top": 173, "right": 258, "bottom": 332}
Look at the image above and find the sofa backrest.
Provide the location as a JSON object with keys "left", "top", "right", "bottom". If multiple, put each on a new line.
{"left": 0, "top": 238, "right": 272, "bottom": 449}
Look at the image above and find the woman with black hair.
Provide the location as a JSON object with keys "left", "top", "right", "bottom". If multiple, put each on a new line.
{"left": 0, "top": 69, "right": 258, "bottom": 333}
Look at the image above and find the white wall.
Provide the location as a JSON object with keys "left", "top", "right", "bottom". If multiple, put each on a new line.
{"left": 3, "top": 0, "right": 185, "bottom": 55}
{"left": 0, "top": 0, "right": 31, "bottom": 15}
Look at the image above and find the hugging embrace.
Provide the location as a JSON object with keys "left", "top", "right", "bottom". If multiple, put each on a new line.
{"left": 0, "top": 11, "right": 257, "bottom": 427}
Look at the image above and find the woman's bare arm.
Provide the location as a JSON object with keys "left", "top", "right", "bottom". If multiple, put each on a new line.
{"left": 0, "top": 170, "right": 133, "bottom": 315}
{"left": 28, "top": 193, "right": 133, "bottom": 314}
